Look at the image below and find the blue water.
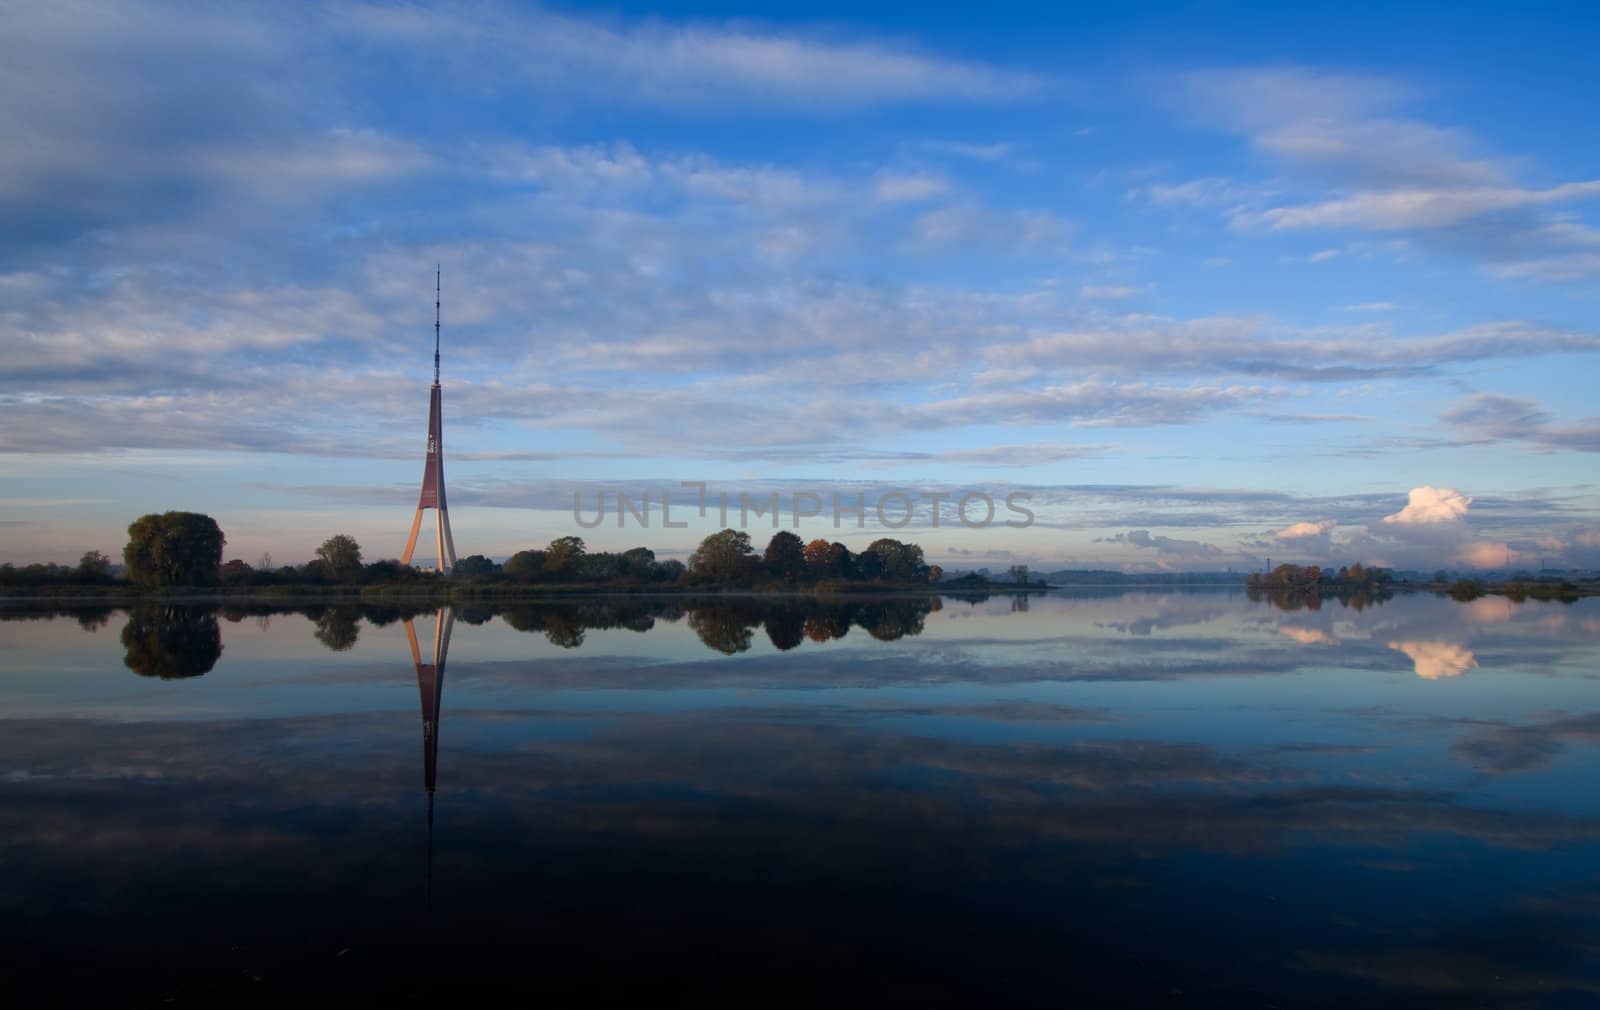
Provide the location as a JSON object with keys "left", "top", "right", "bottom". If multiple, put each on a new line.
{"left": 1, "top": 590, "right": 1596, "bottom": 1006}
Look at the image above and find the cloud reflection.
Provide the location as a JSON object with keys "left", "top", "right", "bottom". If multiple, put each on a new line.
{"left": 1387, "top": 639, "right": 1478, "bottom": 680}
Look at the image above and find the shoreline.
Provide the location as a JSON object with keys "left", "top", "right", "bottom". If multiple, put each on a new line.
{"left": 0, "top": 583, "right": 1051, "bottom": 605}
{"left": 2, "top": 578, "right": 1594, "bottom": 605}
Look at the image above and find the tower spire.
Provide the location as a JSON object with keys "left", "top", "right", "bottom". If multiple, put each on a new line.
{"left": 434, "top": 265, "right": 441, "bottom": 385}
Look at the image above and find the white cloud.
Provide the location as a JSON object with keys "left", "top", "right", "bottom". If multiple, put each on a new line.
{"left": 873, "top": 172, "right": 952, "bottom": 204}
{"left": 915, "top": 140, "right": 1017, "bottom": 162}
{"left": 1098, "top": 530, "right": 1225, "bottom": 558}
{"left": 1079, "top": 285, "right": 1140, "bottom": 300}
{"left": 1175, "top": 66, "right": 1600, "bottom": 281}
{"left": 337, "top": 1, "right": 1048, "bottom": 111}
{"left": 1382, "top": 486, "right": 1473, "bottom": 525}
{"left": 1241, "top": 181, "right": 1600, "bottom": 233}
{"left": 1178, "top": 68, "right": 1500, "bottom": 188}
{"left": 1142, "top": 177, "right": 1271, "bottom": 208}
{"left": 907, "top": 205, "right": 1072, "bottom": 251}
{"left": 984, "top": 318, "right": 1600, "bottom": 382}
{"left": 1442, "top": 394, "right": 1600, "bottom": 453}
{"left": 1276, "top": 519, "right": 1335, "bottom": 540}
{"left": 1457, "top": 541, "right": 1529, "bottom": 570}
{"left": 1491, "top": 251, "right": 1600, "bottom": 282}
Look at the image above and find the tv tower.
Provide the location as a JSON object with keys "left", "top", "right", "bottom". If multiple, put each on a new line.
{"left": 401, "top": 267, "right": 459, "bottom": 574}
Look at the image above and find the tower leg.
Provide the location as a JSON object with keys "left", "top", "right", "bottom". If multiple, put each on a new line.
{"left": 404, "top": 618, "right": 423, "bottom": 666}
{"left": 434, "top": 508, "right": 449, "bottom": 575}
{"left": 440, "top": 508, "right": 458, "bottom": 569}
{"left": 401, "top": 507, "right": 426, "bottom": 567}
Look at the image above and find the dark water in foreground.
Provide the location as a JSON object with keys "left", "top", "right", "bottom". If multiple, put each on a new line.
{"left": 2, "top": 591, "right": 1598, "bottom": 1007}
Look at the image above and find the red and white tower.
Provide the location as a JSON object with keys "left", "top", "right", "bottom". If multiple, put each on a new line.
{"left": 401, "top": 268, "right": 459, "bottom": 574}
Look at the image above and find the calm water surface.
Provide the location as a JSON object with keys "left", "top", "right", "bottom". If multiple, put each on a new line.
{"left": 2, "top": 590, "right": 1598, "bottom": 1007}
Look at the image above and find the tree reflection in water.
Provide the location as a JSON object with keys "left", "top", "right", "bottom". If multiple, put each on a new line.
{"left": 120, "top": 605, "right": 223, "bottom": 679}
{"left": 1248, "top": 587, "right": 1392, "bottom": 612}
{"left": 310, "top": 605, "right": 363, "bottom": 652}
{"left": 58, "top": 595, "right": 972, "bottom": 669}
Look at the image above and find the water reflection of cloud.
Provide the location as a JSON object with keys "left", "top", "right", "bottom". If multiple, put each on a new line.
{"left": 1278, "top": 626, "right": 1339, "bottom": 645}
{"left": 1388, "top": 640, "right": 1478, "bottom": 680}
{"left": 1452, "top": 712, "right": 1600, "bottom": 774}
{"left": 3, "top": 684, "right": 1599, "bottom": 1004}
{"left": 1461, "top": 596, "right": 1516, "bottom": 624}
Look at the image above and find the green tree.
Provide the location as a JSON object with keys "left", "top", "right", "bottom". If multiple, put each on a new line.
{"left": 620, "top": 547, "right": 656, "bottom": 580}
{"left": 854, "top": 548, "right": 885, "bottom": 580}
{"left": 364, "top": 559, "right": 409, "bottom": 582}
{"left": 689, "top": 529, "right": 754, "bottom": 582}
{"left": 504, "top": 549, "right": 548, "bottom": 582}
{"left": 831, "top": 542, "right": 854, "bottom": 579}
{"left": 544, "top": 536, "right": 587, "bottom": 578}
{"left": 219, "top": 559, "right": 254, "bottom": 584}
{"left": 315, "top": 534, "right": 364, "bottom": 583}
{"left": 453, "top": 554, "right": 499, "bottom": 579}
{"left": 123, "top": 512, "right": 226, "bottom": 586}
{"left": 77, "top": 550, "right": 113, "bottom": 583}
{"left": 763, "top": 530, "right": 806, "bottom": 579}
{"left": 863, "top": 538, "right": 927, "bottom": 581}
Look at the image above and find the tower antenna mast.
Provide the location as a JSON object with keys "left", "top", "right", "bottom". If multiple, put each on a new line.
{"left": 434, "top": 265, "right": 441, "bottom": 385}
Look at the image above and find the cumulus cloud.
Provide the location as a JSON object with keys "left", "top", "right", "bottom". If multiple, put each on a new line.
{"left": 1259, "top": 519, "right": 1338, "bottom": 557}
{"left": 1456, "top": 541, "right": 1531, "bottom": 570}
{"left": 1383, "top": 486, "right": 1472, "bottom": 525}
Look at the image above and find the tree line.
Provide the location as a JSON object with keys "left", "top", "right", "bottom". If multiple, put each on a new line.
{"left": 1244, "top": 562, "right": 1395, "bottom": 593}
{"left": 1, "top": 511, "right": 958, "bottom": 590}
{"left": 442, "top": 529, "right": 944, "bottom": 588}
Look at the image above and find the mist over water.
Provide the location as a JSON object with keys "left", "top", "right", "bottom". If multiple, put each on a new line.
{"left": 2, "top": 590, "right": 1598, "bottom": 1006}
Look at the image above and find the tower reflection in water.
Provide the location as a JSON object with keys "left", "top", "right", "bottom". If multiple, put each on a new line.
{"left": 403, "top": 606, "right": 455, "bottom": 904}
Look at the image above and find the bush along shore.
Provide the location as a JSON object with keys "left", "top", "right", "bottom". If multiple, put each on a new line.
{"left": 1244, "top": 562, "right": 1595, "bottom": 605}
{"left": 0, "top": 513, "right": 1047, "bottom": 601}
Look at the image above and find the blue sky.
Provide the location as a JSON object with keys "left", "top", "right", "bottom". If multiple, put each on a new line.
{"left": 3, "top": 0, "right": 1598, "bottom": 571}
